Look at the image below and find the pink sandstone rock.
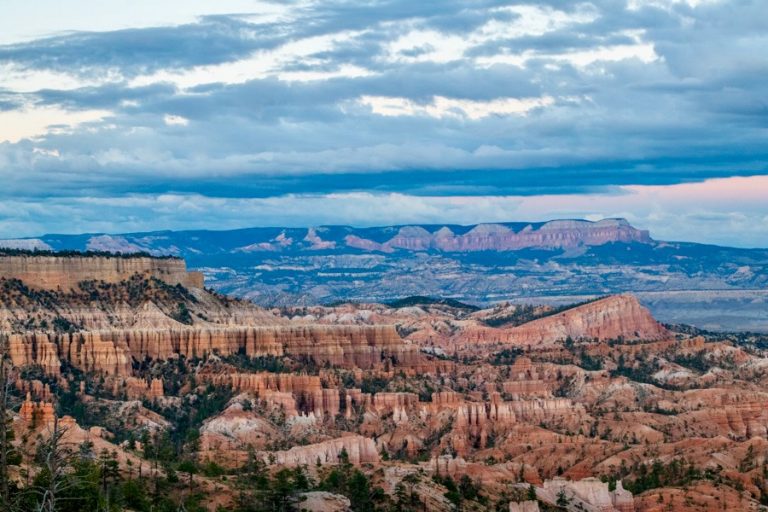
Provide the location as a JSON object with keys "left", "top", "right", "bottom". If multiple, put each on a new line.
{"left": 266, "top": 435, "right": 379, "bottom": 466}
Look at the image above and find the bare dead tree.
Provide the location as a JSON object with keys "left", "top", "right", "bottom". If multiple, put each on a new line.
{"left": 35, "top": 413, "right": 75, "bottom": 512}
{"left": 0, "top": 331, "right": 17, "bottom": 510}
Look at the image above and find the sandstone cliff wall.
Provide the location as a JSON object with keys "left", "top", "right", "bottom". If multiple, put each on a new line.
{"left": 266, "top": 435, "right": 379, "bottom": 466}
{"left": 541, "top": 477, "right": 634, "bottom": 512}
{"left": 7, "top": 324, "right": 418, "bottom": 376}
{"left": 0, "top": 255, "right": 203, "bottom": 290}
{"left": 202, "top": 372, "right": 344, "bottom": 418}
{"left": 459, "top": 295, "right": 668, "bottom": 346}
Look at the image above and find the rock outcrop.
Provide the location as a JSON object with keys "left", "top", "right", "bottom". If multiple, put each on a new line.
{"left": 8, "top": 324, "right": 418, "bottom": 376}
{"left": 202, "top": 372, "right": 341, "bottom": 419}
{"left": 541, "top": 477, "right": 634, "bottom": 512}
{"left": 298, "top": 492, "right": 351, "bottom": 512}
{"left": 509, "top": 501, "right": 540, "bottom": 512}
{"left": 345, "top": 219, "right": 651, "bottom": 253}
{"left": 460, "top": 295, "right": 668, "bottom": 346}
{"left": 18, "top": 394, "right": 56, "bottom": 425}
{"left": 265, "top": 435, "right": 379, "bottom": 466}
{"left": 7, "top": 251, "right": 768, "bottom": 510}
{"left": 198, "top": 400, "right": 279, "bottom": 462}
{"left": 120, "top": 377, "right": 164, "bottom": 400}
{"left": 0, "top": 255, "right": 203, "bottom": 290}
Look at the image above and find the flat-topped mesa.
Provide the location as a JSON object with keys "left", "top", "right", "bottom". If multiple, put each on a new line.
{"left": 0, "top": 254, "right": 203, "bottom": 290}
{"left": 347, "top": 218, "right": 651, "bottom": 253}
{"left": 8, "top": 324, "right": 418, "bottom": 376}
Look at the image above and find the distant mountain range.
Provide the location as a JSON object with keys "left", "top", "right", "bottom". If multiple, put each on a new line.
{"left": 3, "top": 218, "right": 768, "bottom": 331}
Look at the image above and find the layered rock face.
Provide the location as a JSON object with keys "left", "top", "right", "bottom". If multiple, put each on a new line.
{"left": 0, "top": 255, "right": 203, "bottom": 290}
{"left": 18, "top": 394, "right": 56, "bottom": 425}
{"left": 345, "top": 219, "right": 651, "bottom": 253}
{"left": 266, "top": 435, "right": 379, "bottom": 466}
{"left": 202, "top": 372, "right": 342, "bottom": 419}
{"left": 8, "top": 324, "right": 417, "bottom": 376}
{"left": 120, "top": 377, "right": 164, "bottom": 400}
{"left": 541, "top": 478, "right": 634, "bottom": 512}
{"left": 460, "top": 295, "right": 668, "bottom": 346}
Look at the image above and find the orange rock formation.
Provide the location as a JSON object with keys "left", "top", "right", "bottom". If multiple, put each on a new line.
{"left": 459, "top": 295, "right": 668, "bottom": 346}
{"left": 0, "top": 255, "right": 203, "bottom": 290}
{"left": 8, "top": 324, "right": 418, "bottom": 376}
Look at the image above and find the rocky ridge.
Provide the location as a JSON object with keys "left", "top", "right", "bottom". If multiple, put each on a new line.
{"left": 5, "top": 219, "right": 768, "bottom": 335}
{"left": 0, "top": 253, "right": 203, "bottom": 290}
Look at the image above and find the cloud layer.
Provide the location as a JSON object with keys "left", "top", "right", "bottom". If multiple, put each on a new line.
{"left": 0, "top": 0, "right": 766, "bottom": 244}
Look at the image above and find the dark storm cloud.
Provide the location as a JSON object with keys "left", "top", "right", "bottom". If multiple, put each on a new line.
{"left": 0, "top": 0, "right": 766, "bottom": 241}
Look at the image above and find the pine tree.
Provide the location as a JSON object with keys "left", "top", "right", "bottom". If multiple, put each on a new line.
{"left": 98, "top": 449, "right": 120, "bottom": 509}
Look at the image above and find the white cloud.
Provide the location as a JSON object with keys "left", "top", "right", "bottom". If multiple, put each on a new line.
{"left": 385, "top": 29, "right": 469, "bottom": 64}
{"left": 384, "top": 4, "right": 599, "bottom": 65}
{"left": 128, "top": 30, "right": 367, "bottom": 89}
{"left": 476, "top": 29, "right": 658, "bottom": 69}
{"left": 485, "top": 4, "right": 599, "bottom": 39}
{"left": 0, "top": 0, "right": 294, "bottom": 44}
{"left": 0, "top": 105, "right": 110, "bottom": 142}
{"left": 0, "top": 63, "right": 122, "bottom": 93}
{"left": 163, "top": 114, "right": 189, "bottom": 126}
{"left": 358, "top": 95, "right": 555, "bottom": 120}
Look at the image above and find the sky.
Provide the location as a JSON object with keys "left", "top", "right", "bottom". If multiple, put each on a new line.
{"left": 0, "top": 0, "right": 766, "bottom": 247}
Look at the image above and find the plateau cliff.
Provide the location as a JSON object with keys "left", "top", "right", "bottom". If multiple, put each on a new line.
{"left": 0, "top": 253, "right": 203, "bottom": 290}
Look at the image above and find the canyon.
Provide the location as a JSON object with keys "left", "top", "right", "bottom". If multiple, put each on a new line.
{"left": 3, "top": 218, "right": 767, "bottom": 332}
{"left": 2, "top": 252, "right": 768, "bottom": 511}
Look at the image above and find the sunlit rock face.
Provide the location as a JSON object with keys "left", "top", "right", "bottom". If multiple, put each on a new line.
{"left": 0, "top": 254, "right": 203, "bottom": 290}
{"left": 455, "top": 294, "right": 668, "bottom": 348}
{"left": 7, "top": 324, "right": 416, "bottom": 377}
{"left": 542, "top": 477, "right": 634, "bottom": 512}
{"left": 0, "top": 253, "right": 419, "bottom": 377}
{"left": 266, "top": 435, "right": 380, "bottom": 466}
